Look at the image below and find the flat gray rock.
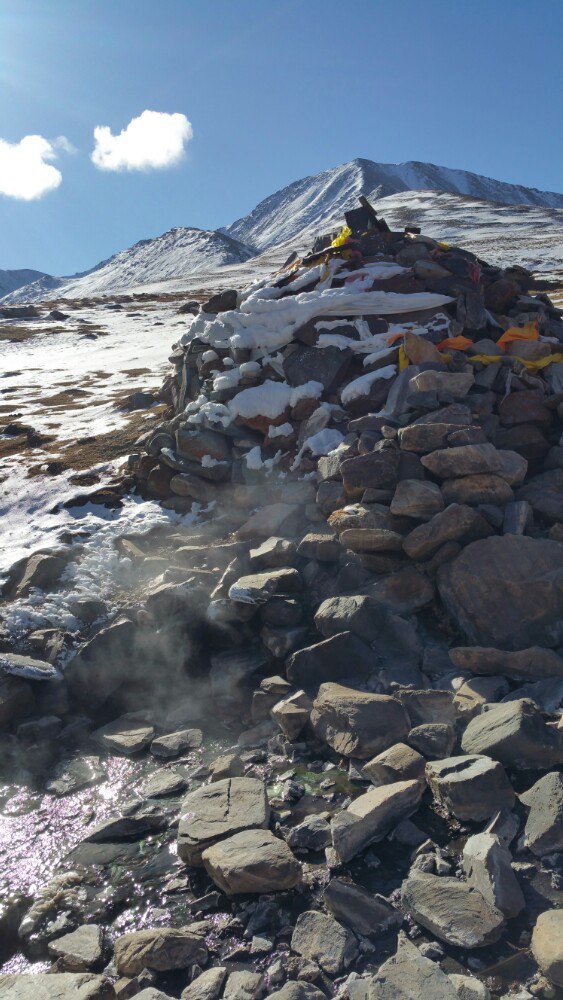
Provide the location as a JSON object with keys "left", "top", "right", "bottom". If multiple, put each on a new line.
{"left": 290, "top": 909, "right": 358, "bottom": 975}
{"left": 521, "top": 771, "right": 563, "bottom": 856}
{"left": 177, "top": 777, "right": 269, "bottom": 864}
{"left": 324, "top": 877, "right": 400, "bottom": 937}
{"left": 150, "top": 728, "right": 203, "bottom": 758}
{"left": 0, "top": 651, "right": 60, "bottom": 681}
{"left": 355, "top": 933, "right": 459, "bottom": 999}
{"left": 114, "top": 927, "right": 207, "bottom": 976}
{"left": 0, "top": 973, "right": 113, "bottom": 999}
{"left": 48, "top": 924, "right": 104, "bottom": 971}
{"left": 94, "top": 714, "right": 155, "bottom": 755}
{"left": 462, "top": 832, "right": 524, "bottom": 918}
{"left": 401, "top": 870, "right": 505, "bottom": 948}
{"left": 142, "top": 769, "right": 187, "bottom": 798}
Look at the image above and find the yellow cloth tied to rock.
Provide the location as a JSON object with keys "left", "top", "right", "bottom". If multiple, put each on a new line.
{"left": 331, "top": 225, "right": 353, "bottom": 248}
{"left": 469, "top": 352, "right": 563, "bottom": 371}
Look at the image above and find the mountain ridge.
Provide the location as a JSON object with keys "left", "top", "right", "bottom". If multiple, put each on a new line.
{"left": 3, "top": 157, "right": 562, "bottom": 303}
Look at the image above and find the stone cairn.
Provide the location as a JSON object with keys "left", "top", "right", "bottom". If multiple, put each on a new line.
{"left": 4, "top": 200, "right": 563, "bottom": 998}
{"left": 115, "top": 199, "right": 563, "bottom": 994}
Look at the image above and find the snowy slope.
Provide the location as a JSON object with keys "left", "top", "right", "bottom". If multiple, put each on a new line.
{"left": 0, "top": 267, "right": 48, "bottom": 298}
{"left": 371, "top": 190, "right": 563, "bottom": 273}
{"left": 2, "top": 227, "right": 255, "bottom": 303}
{"left": 227, "top": 158, "right": 563, "bottom": 250}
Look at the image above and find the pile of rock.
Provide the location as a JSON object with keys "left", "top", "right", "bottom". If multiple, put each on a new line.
{"left": 2, "top": 201, "right": 563, "bottom": 998}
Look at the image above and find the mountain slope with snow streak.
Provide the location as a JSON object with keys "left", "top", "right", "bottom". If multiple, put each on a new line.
{"left": 226, "top": 157, "right": 563, "bottom": 250}
{"left": 0, "top": 267, "right": 48, "bottom": 299}
{"left": 2, "top": 227, "right": 255, "bottom": 303}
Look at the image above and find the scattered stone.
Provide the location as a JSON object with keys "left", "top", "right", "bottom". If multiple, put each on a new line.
{"left": 461, "top": 699, "right": 563, "bottom": 769}
{"left": 0, "top": 973, "right": 114, "bottom": 999}
{"left": 151, "top": 728, "right": 203, "bottom": 758}
{"left": 403, "top": 504, "right": 481, "bottom": 560}
{"left": 331, "top": 779, "right": 422, "bottom": 862}
{"left": 271, "top": 690, "right": 311, "bottom": 740}
{"left": 181, "top": 967, "right": 227, "bottom": 1000}
{"left": 314, "top": 595, "right": 420, "bottom": 658}
{"left": 323, "top": 877, "right": 400, "bottom": 937}
{"left": 114, "top": 927, "right": 207, "bottom": 976}
{"left": 521, "top": 771, "right": 563, "bottom": 856}
{"left": 462, "top": 832, "right": 524, "bottom": 917}
{"left": 223, "top": 970, "right": 264, "bottom": 1000}
{"left": 362, "top": 742, "right": 425, "bottom": 787}
{"left": 390, "top": 479, "right": 445, "bottom": 520}
{"left": 408, "top": 722, "right": 455, "bottom": 759}
{"left": 287, "top": 815, "right": 331, "bottom": 851}
{"left": 94, "top": 715, "right": 155, "bottom": 755}
{"left": 291, "top": 910, "right": 358, "bottom": 975}
{"left": 0, "top": 652, "right": 60, "bottom": 681}
{"left": 531, "top": 909, "right": 563, "bottom": 988}
{"left": 48, "top": 924, "right": 104, "bottom": 971}
{"left": 142, "top": 769, "right": 187, "bottom": 798}
{"left": 364, "top": 933, "right": 459, "bottom": 999}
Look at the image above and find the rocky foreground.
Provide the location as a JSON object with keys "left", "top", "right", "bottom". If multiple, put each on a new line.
{"left": 1, "top": 203, "right": 563, "bottom": 999}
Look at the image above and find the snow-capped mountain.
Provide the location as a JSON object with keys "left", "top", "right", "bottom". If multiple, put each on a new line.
{"left": 226, "top": 158, "right": 563, "bottom": 250}
{"left": 0, "top": 267, "right": 48, "bottom": 298}
{"left": 3, "top": 158, "right": 562, "bottom": 304}
{"left": 2, "top": 227, "right": 255, "bottom": 303}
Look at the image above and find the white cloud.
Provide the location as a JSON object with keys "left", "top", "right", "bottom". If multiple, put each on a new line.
{"left": 91, "top": 110, "right": 193, "bottom": 172}
{"left": 0, "top": 134, "right": 64, "bottom": 200}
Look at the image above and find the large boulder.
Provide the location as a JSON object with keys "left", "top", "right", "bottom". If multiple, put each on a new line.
{"left": 286, "top": 631, "right": 374, "bottom": 686}
{"left": 314, "top": 595, "right": 420, "bottom": 659}
{"left": 426, "top": 755, "right": 514, "bottom": 821}
{"left": 401, "top": 870, "right": 505, "bottom": 948}
{"left": 310, "top": 683, "right": 409, "bottom": 759}
{"left": 449, "top": 646, "right": 563, "bottom": 680}
{"left": 202, "top": 828, "right": 301, "bottom": 895}
{"left": 177, "top": 777, "right": 269, "bottom": 864}
{"left": 437, "top": 536, "right": 563, "bottom": 650}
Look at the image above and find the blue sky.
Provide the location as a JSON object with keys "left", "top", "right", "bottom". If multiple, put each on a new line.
{"left": 0, "top": 0, "right": 562, "bottom": 275}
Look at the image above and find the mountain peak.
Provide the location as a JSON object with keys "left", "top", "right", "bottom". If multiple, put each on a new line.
{"left": 227, "top": 158, "right": 563, "bottom": 251}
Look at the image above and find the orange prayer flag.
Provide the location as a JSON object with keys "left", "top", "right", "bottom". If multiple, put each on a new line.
{"left": 437, "top": 336, "right": 473, "bottom": 352}
{"left": 497, "top": 322, "right": 539, "bottom": 350}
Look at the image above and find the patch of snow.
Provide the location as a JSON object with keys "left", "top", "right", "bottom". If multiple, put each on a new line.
{"left": 341, "top": 365, "right": 397, "bottom": 405}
